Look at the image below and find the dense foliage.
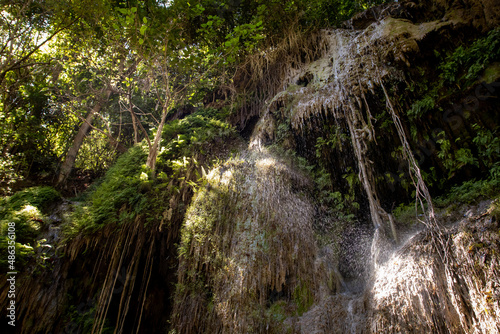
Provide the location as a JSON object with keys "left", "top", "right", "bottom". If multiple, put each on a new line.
{"left": 0, "top": 186, "right": 60, "bottom": 270}
{"left": 66, "top": 107, "right": 236, "bottom": 235}
{"left": 0, "top": 0, "right": 391, "bottom": 195}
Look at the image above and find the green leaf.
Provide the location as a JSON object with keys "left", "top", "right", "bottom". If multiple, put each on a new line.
{"left": 140, "top": 25, "right": 147, "bottom": 35}
{"left": 131, "top": 7, "right": 137, "bottom": 13}
{"left": 143, "top": 17, "right": 147, "bottom": 24}
{"left": 139, "top": 38, "right": 144, "bottom": 45}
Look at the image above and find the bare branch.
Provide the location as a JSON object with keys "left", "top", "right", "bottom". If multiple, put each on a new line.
{"left": 0, "top": 17, "right": 78, "bottom": 85}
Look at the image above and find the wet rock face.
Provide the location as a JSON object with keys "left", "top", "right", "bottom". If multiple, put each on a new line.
{"left": 344, "top": 0, "right": 500, "bottom": 32}
{"left": 242, "top": 0, "right": 500, "bottom": 332}
{"left": 367, "top": 203, "right": 500, "bottom": 334}
{"left": 171, "top": 151, "right": 320, "bottom": 333}
{"left": 343, "top": 1, "right": 419, "bottom": 30}
{"left": 3, "top": 0, "right": 499, "bottom": 333}
{"left": 291, "top": 202, "right": 500, "bottom": 334}
{"left": 442, "top": 0, "right": 500, "bottom": 31}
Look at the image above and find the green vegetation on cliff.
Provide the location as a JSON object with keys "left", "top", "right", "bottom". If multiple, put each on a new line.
{"left": 0, "top": 186, "right": 60, "bottom": 270}
{"left": 67, "top": 107, "right": 236, "bottom": 235}
{"left": 1, "top": 0, "right": 500, "bottom": 333}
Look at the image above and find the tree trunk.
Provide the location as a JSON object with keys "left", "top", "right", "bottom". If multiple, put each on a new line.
{"left": 57, "top": 103, "right": 102, "bottom": 186}
{"left": 129, "top": 92, "right": 139, "bottom": 144}
{"left": 145, "top": 108, "right": 169, "bottom": 174}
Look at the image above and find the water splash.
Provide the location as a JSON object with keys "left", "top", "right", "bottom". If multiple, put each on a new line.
{"left": 172, "top": 149, "right": 321, "bottom": 333}
{"left": 248, "top": 7, "right": 500, "bottom": 333}
{"left": 173, "top": 3, "right": 500, "bottom": 332}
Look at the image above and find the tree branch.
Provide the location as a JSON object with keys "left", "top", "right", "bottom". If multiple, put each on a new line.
{"left": 0, "top": 17, "right": 78, "bottom": 85}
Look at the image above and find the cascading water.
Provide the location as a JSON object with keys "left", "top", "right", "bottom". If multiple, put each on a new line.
{"left": 171, "top": 147, "right": 322, "bottom": 333}
{"left": 173, "top": 2, "right": 500, "bottom": 332}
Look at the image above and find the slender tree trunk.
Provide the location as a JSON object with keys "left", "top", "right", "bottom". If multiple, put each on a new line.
{"left": 57, "top": 103, "right": 102, "bottom": 186}
{"left": 81, "top": 113, "right": 128, "bottom": 154}
{"left": 131, "top": 111, "right": 139, "bottom": 144}
{"left": 128, "top": 90, "right": 139, "bottom": 144}
{"left": 145, "top": 107, "right": 169, "bottom": 174}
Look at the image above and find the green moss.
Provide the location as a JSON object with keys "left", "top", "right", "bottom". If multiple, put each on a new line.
{"left": 378, "top": 17, "right": 440, "bottom": 40}
{"left": 65, "top": 106, "right": 239, "bottom": 236}
{"left": 0, "top": 186, "right": 61, "bottom": 271}
{"left": 0, "top": 186, "right": 60, "bottom": 215}
{"left": 285, "top": 84, "right": 304, "bottom": 93}
{"left": 293, "top": 281, "right": 314, "bottom": 316}
{"left": 481, "top": 62, "right": 500, "bottom": 84}
{"left": 157, "top": 107, "right": 236, "bottom": 166}
{"left": 66, "top": 145, "right": 148, "bottom": 235}
{"left": 177, "top": 161, "right": 240, "bottom": 262}
{"left": 266, "top": 300, "right": 288, "bottom": 323}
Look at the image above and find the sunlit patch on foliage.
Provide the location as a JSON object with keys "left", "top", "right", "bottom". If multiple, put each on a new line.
{"left": 66, "top": 107, "right": 237, "bottom": 236}
{"left": 67, "top": 145, "right": 148, "bottom": 235}
{"left": 0, "top": 186, "right": 61, "bottom": 271}
{"left": 172, "top": 151, "right": 318, "bottom": 332}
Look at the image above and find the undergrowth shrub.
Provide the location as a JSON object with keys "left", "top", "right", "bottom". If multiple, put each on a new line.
{"left": 67, "top": 145, "right": 147, "bottom": 235}
{"left": 65, "top": 301, "right": 114, "bottom": 334}
{"left": 435, "top": 178, "right": 500, "bottom": 208}
{"left": 1, "top": 186, "right": 60, "bottom": 214}
{"left": 473, "top": 124, "right": 500, "bottom": 178}
{"left": 0, "top": 186, "right": 60, "bottom": 270}
{"left": 440, "top": 27, "right": 500, "bottom": 86}
{"left": 407, "top": 28, "right": 500, "bottom": 120}
{"left": 157, "top": 107, "right": 235, "bottom": 165}
{"left": 66, "top": 107, "right": 237, "bottom": 236}
{"left": 400, "top": 28, "right": 500, "bottom": 198}
{"left": 394, "top": 176, "right": 500, "bottom": 226}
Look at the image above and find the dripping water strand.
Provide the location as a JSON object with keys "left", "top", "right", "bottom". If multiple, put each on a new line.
{"left": 356, "top": 27, "right": 453, "bottom": 266}
{"left": 378, "top": 66, "right": 453, "bottom": 267}
{"left": 366, "top": 25, "right": 481, "bottom": 328}
{"left": 135, "top": 239, "right": 155, "bottom": 334}
{"left": 92, "top": 231, "right": 131, "bottom": 334}
{"left": 344, "top": 29, "right": 399, "bottom": 270}
{"left": 375, "top": 83, "right": 480, "bottom": 331}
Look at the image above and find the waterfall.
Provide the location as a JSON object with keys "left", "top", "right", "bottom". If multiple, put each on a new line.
{"left": 173, "top": 4, "right": 500, "bottom": 332}
{"left": 171, "top": 148, "right": 321, "bottom": 333}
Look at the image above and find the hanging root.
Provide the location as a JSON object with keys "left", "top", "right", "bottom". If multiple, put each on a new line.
{"left": 378, "top": 78, "right": 481, "bottom": 331}
{"left": 88, "top": 218, "right": 157, "bottom": 334}
{"left": 232, "top": 29, "right": 328, "bottom": 129}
